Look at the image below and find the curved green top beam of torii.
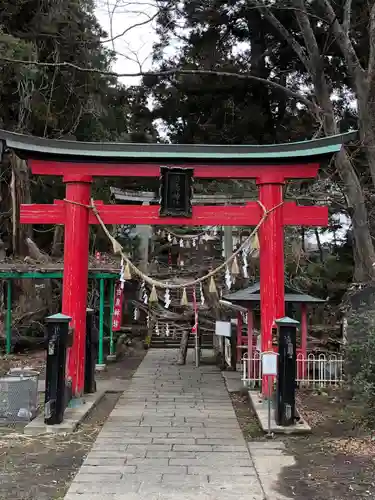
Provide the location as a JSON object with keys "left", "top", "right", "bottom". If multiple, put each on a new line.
{"left": 0, "top": 129, "right": 357, "bottom": 163}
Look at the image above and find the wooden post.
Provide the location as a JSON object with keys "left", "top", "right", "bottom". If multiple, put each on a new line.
{"left": 98, "top": 277, "right": 105, "bottom": 366}
{"left": 301, "top": 303, "right": 308, "bottom": 357}
{"left": 236, "top": 311, "right": 243, "bottom": 365}
{"left": 108, "top": 279, "right": 115, "bottom": 356}
{"left": 63, "top": 175, "right": 92, "bottom": 397}
{"left": 247, "top": 307, "right": 254, "bottom": 382}
{"left": 257, "top": 180, "right": 285, "bottom": 395}
{"left": 6, "top": 280, "right": 12, "bottom": 355}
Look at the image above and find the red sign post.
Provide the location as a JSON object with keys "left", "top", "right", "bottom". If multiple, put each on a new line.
{"left": 112, "top": 282, "right": 124, "bottom": 332}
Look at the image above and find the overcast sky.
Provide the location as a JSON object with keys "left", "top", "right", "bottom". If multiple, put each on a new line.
{"left": 95, "top": 1, "right": 158, "bottom": 85}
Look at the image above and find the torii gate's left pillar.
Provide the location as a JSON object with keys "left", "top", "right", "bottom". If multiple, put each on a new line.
{"left": 63, "top": 175, "right": 92, "bottom": 397}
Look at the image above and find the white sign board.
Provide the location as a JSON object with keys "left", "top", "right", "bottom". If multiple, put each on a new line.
{"left": 215, "top": 321, "right": 231, "bottom": 337}
{"left": 261, "top": 351, "right": 278, "bottom": 376}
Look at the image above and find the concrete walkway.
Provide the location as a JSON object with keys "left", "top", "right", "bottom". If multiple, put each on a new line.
{"left": 65, "top": 349, "right": 291, "bottom": 500}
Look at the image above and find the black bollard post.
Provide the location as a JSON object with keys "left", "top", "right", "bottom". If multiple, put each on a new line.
{"left": 275, "top": 316, "right": 299, "bottom": 426}
{"left": 44, "top": 313, "right": 71, "bottom": 425}
{"left": 84, "top": 308, "right": 98, "bottom": 394}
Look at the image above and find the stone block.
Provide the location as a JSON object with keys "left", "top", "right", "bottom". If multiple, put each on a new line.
{"left": 173, "top": 444, "right": 213, "bottom": 452}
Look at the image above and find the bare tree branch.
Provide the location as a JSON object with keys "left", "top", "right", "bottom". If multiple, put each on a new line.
{"left": 343, "top": 0, "right": 353, "bottom": 38}
{"left": 101, "top": 9, "right": 160, "bottom": 44}
{"left": 292, "top": 0, "right": 320, "bottom": 63}
{"left": 317, "top": 0, "right": 364, "bottom": 77}
{"left": 0, "top": 57, "right": 318, "bottom": 110}
{"left": 368, "top": 2, "right": 375, "bottom": 77}
{"left": 253, "top": 1, "right": 311, "bottom": 73}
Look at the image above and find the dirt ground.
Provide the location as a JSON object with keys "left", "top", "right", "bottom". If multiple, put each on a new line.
{"left": 231, "top": 389, "right": 375, "bottom": 500}
{"left": 0, "top": 342, "right": 146, "bottom": 500}
{"left": 2, "top": 348, "right": 375, "bottom": 500}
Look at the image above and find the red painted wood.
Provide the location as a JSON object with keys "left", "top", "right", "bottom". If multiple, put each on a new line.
{"left": 20, "top": 201, "right": 328, "bottom": 227}
{"left": 21, "top": 204, "right": 65, "bottom": 224}
{"left": 112, "top": 282, "right": 124, "bottom": 331}
{"left": 258, "top": 183, "right": 285, "bottom": 395}
{"left": 90, "top": 203, "right": 257, "bottom": 226}
{"left": 236, "top": 312, "right": 243, "bottom": 364}
{"left": 63, "top": 174, "right": 93, "bottom": 183}
{"left": 29, "top": 159, "right": 320, "bottom": 180}
{"left": 283, "top": 203, "right": 328, "bottom": 226}
{"left": 63, "top": 179, "right": 92, "bottom": 397}
{"left": 301, "top": 303, "right": 308, "bottom": 359}
{"left": 297, "top": 304, "right": 308, "bottom": 380}
{"left": 247, "top": 308, "right": 254, "bottom": 381}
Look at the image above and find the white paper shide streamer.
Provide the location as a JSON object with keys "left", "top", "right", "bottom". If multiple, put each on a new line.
{"left": 133, "top": 307, "right": 140, "bottom": 321}
{"left": 164, "top": 288, "right": 171, "bottom": 309}
{"left": 225, "top": 266, "right": 232, "bottom": 290}
{"left": 200, "top": 282, "right": 205, "bottom": 306}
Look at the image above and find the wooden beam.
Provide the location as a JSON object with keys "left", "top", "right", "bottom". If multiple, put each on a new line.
{"left": 110, "top": 187, "right": 250, "bottom": 205}
{"left": 20, "top": 200, "right": 328, "bottom": 227}
{"left": 29, "top": 159, "right": 321, "bottom": 180}
{"left": 20, "top": 203, "right": 65, "bottom": 224}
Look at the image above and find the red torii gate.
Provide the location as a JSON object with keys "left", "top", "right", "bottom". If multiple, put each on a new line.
{"left": 0, "top": 130, "right": 354, "bottom": 396}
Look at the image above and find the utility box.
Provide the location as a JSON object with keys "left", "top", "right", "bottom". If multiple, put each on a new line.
{"left": 84, "top": 308, "right": 98, "bottom": 394}
{"left": 44, "top": 313, "right": 71, "bottom": 425}
{"left": 275, "top": 316, "right": 299, "bottom": 426}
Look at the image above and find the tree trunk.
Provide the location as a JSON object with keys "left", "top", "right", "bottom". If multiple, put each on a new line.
{"left": 335, "top": 149, "right": 375, "bottom": 281}
{"left": 264, "top": 0, "right": 375, "bottom": 282}
{"left": 10, "top": 152, "right": 32, "bottom": 256}
{"left": 177, "top": 329, "right": 190, "bottom": 365}
{"left": 51, "top": 225, "right": 63, "bottom": 257}
{"left": 314, "top": 69, "right": 375, "bottom": 281}
{"left": 314, "top": 229, "right": 324, "bottom": 263}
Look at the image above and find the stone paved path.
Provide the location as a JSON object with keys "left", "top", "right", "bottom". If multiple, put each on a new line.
{"left": 64, "top": 349, "right": 288, "bottom": 500}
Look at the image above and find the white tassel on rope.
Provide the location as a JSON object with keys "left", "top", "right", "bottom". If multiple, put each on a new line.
{"left": 200, "top": 282, "right": 205, "bottom": 306}
{"left": 141, "top": 280, "right": 148, "bottom": 305}
{"left": 165, "top": 323, "right": 170, "bottom": 337}
{"left": 179, "top": 238, "right": 184, "bottom": 248}
{"left": 155, "top": 322, "right": 160, "bottom": 336}
{"left": 164, "top": 288, "right": 171, "bottom": 309}
{"left": 120, "top": 257, "right": 125, "bottom": 284}
{"left": 242, "top": 264, "right": 249, "bottom": 279}
{"left": 225, "top": 266, "right": 232, "bottom": 290}
{"left": 242, "top": 312, "right": 248, "bottom": 325}
{"left": 167, "top": 233, "right": 172, "bottom": 242}
{"left": 242, "top": 247, "right": 249, "bottom": 278}
{"left": 133, "top": 307, "right": 139, "bottom": 321}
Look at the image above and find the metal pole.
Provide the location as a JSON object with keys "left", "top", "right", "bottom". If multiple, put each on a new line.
{"left": 98, "top": 278, "right": 105, "bottom": 365}
{"left": 195, "top": 332, "right": 199, "bottom": 367}
{"left": 6, "top": 280, "right": 12, "bottom": 355}
{"left": 108, "top": 279, "right": 115, "bottom": 356}
{"left": 267, "top": 376, "right": 272, "bottom": 437}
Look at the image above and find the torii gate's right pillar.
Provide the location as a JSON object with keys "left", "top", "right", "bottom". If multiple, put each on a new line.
{"left": 257, "top": 175, "right": 285, "bottom": 395}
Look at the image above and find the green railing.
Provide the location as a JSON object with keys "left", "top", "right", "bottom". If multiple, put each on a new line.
{"left": 0, "top": 271, "right": 118, "bottom": 363}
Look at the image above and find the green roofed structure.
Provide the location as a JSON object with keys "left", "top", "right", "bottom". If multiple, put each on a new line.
{"left": 0, "top": 129, "right": 356, "bottom": 163}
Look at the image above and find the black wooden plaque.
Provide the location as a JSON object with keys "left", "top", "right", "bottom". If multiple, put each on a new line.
{"left": 159, "top": 167, "right": 193, "bottom": 217}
